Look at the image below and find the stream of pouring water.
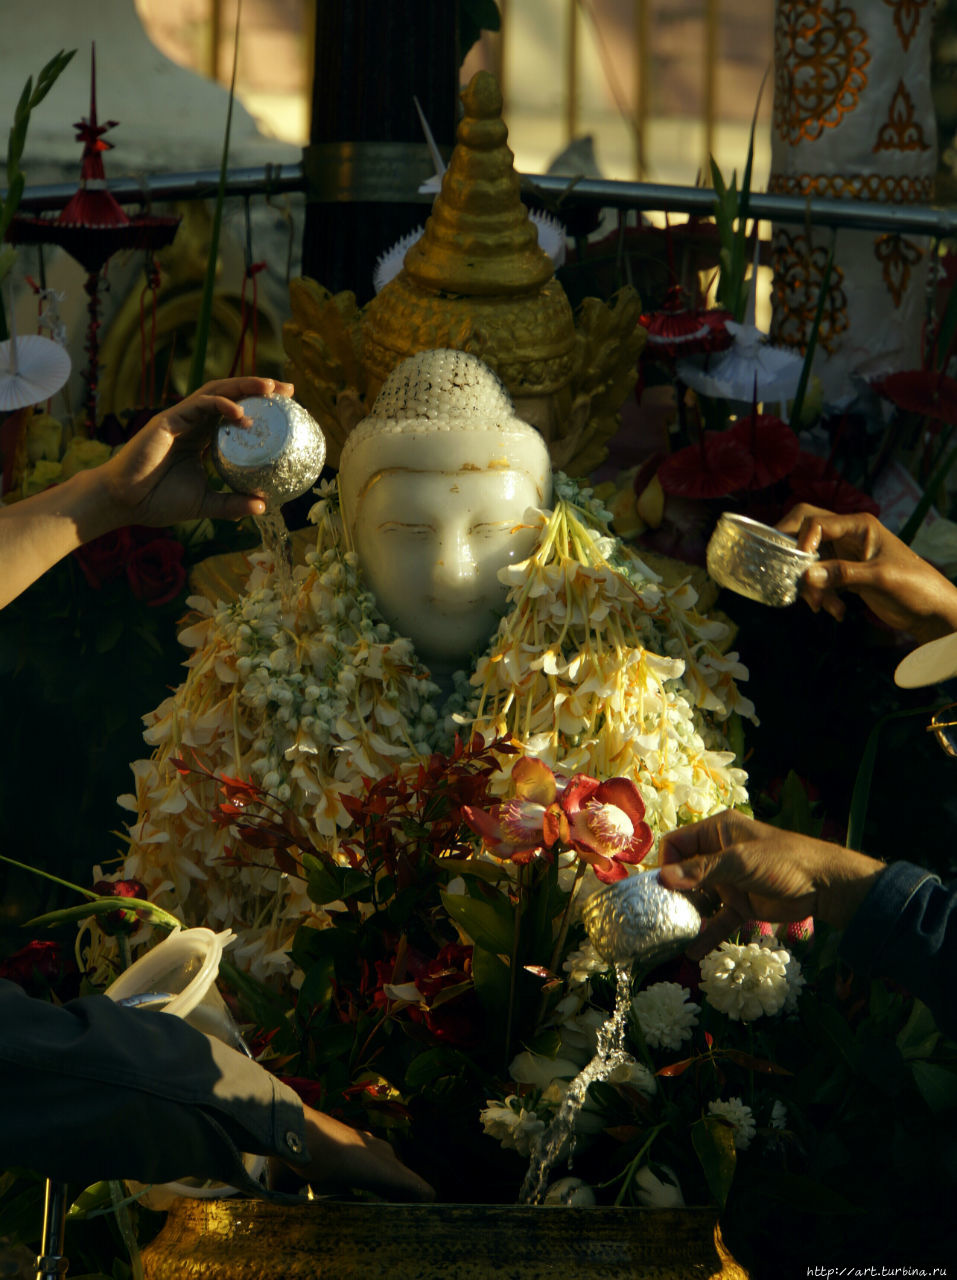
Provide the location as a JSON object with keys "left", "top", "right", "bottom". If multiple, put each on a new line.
{"left": 520, "top": 962, "right": 635, "bottom": 1205}
{"left": 254, "top": 508, "right": 295, "bottom": 603}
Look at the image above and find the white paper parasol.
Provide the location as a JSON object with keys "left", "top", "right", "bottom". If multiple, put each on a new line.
{"left": 0, "top": 333, "right": 72, "bottom": 411}
{"left": 676, "top": 238, "right": 804, "bottom": 403}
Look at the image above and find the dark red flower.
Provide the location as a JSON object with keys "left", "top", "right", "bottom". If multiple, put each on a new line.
{"left": 92, "top": 877, "right": 149, "bottom": 935}
{"left": 641, "top": 287, "right": 733, "bottom": 360}
{"left": 407, "top": 944, "right": 482, "bottom": 1048}
{"left": 560, "top": 775, "right": 653, "bottom": 884}
{"left": 125, "top": 532, "right": 186, "bottom": 606}
{"left": 0, "top": 940, "right": 71, "bottom": 996}
{"left": 74, "top": 526, "right": 134, "bottom": 589}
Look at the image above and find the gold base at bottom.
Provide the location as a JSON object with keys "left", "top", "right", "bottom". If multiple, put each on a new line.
{"left": 141, "top": 1199, "right": 748, "bottom": 1280}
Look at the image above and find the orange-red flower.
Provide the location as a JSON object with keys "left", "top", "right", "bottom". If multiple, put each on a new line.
{"left": 559, "top": 774, "right": 653, "bottom": 883}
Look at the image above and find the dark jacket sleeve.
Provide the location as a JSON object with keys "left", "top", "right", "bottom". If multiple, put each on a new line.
{"left": 0, "top": 980, "right": 309, "bottom": 1186}
{"left": 839, "top": 861, "right": 957, "bottom": 1039}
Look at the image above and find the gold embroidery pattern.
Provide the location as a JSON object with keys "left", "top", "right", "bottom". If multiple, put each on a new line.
{"left": 874, "top": 234, "right": 925, "bottom": 306}
{"left": 874, "top": 80, "right": 931, "bottom": 152}
{"left": 774, "top": 1, "right": 870, "bottom": 144}
{"left": 882, "top": 0, "right": 931, "bottom": 52}
{"left": 768, "top": 171, "right": 934, "bottom": 203}
{"left": 769, "top": 229, "right": 850, "bottom": 355}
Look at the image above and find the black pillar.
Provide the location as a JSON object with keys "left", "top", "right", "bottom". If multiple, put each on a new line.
{"left": 303, "top": 1, "right": 460, "bottom": 303}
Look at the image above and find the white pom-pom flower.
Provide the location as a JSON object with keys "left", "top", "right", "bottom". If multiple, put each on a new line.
{"left": 708, "top": 1096, "right": 757, "bottom": 1150}
{"left": 699, "top": 940, "right": 793, "bottom": 1021}
{"left": 632, "top": 981, "right": 700, "bottom": 1050}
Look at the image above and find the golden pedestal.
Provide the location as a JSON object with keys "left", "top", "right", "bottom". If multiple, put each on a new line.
{"left": 141, "top": 1200, "right": 747, "bottom": 1279}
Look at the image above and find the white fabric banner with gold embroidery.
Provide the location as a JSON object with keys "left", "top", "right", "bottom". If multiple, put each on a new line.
{"left": 769, "top": 0, "right": 936, "bottom": 398}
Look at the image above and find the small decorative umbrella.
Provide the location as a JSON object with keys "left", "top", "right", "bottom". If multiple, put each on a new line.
{"left": 726, "top": 411, "right": 801, "bottom": 490}
{"left": 657, "top": 430, "right": 754, "bottom": 499}
{"left": 676, "top": 243, "right": 804, "bottom": 404}
{"left": 641, "top": 286, "right": 732, "bottom": 360}
{"left": 9, "top": 46, "right": 179, "bottom": 432}
{"left": 0, "top": 333, "right": 71, "bottom": 412}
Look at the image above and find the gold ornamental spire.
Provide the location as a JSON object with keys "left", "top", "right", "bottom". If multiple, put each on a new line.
{"left": 403, "top": 70, "right": 553, "bottom": 297}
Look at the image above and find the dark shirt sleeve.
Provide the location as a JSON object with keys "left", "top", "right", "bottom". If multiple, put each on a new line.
{"left": 839, "top": 861, "right": 957, "bottom": 1039}
{"left": 0, "top": 979, "right": 309, "bottom": 1187}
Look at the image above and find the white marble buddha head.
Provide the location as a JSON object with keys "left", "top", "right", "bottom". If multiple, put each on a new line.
{"left": 339, "top": 349, "right": 552, "bottom": 667}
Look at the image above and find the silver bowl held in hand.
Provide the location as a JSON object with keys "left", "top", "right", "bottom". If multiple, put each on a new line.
{"left": 582, "top": 871, "right": 702, "bottom": 966}
{"left": 706, "top": 511, "right": 818, "bottom": 608}
{"left": 212, "top": 395, "right": 326, "bottom": 506}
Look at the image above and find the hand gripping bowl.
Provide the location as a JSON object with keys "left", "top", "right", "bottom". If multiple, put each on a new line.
{"left": 212, "top": 395, "right": 326, "bottom": 506}
{"left": 105, "top": 926, "right": 265, "bottom": 1209}
{"left": 706, "top": 511, "right": 818, "bottom": 608}
{"left": 581, "top": 871, "right": 702, "bottom": 967}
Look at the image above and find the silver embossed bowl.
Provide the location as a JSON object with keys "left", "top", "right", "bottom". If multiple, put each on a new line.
{"left": 706, "top": 511, "right": 817, "bottom": 607}
{"left": 212, "top": 396, "right": 326, "bottom": 506}
{"left": 582, "top": 871, "right": 701, "bottom": 966}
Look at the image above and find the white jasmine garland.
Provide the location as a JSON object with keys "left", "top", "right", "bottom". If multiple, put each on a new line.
{"left": 700, "top": 940, "right": 792, "bottom": 1022}
{"left": 708, "top": 1097, "right": 757, "bottom": 1150}
{"left": 632, "top": 981, "right": 700, "bottom": 1050}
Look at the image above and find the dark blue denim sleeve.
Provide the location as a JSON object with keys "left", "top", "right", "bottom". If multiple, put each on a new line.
{"left": 0, "top": 980, "right": 308, "bottom": 1186}
{"left": 839, "top": 861, "right": 957, "bottom": 1038}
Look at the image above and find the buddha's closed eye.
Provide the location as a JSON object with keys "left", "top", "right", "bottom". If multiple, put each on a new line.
{"left": 377, "top": 522, "right": 435, "bottom": 539}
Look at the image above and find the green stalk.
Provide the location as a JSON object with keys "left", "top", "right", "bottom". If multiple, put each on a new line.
{"left": 788, "top": 244, "right": 834, "bottom": 431}
{"left": 899, "top": 440, "right": 957, "bottom": 546}
{"left": 186, "top": 4, "right": 242, "bottom": 392}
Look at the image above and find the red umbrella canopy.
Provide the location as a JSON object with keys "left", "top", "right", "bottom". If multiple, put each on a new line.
{"left": 787, "top": 451, "right": 880, "bottom": 516}
{"left": 641, "top": 286, "right": 733, "bottom": 359}
{"left": 871, "top": 369, "right": 957, "bottom": 425}
{"left": 657, "top": 431, "right": 754, "bottom": 499}
{"left": 8, "top": 45, "right": 179, "bottom": 273}
{"left": 726, "top": 412, "right": 801, "bottom": 489}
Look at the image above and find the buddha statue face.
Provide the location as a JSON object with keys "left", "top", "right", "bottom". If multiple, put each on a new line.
{"left": 338, "top": 350, "right": 553, "bottom": 669}
{"left": 353, "top": 459, "right": 546, "bottom": 666}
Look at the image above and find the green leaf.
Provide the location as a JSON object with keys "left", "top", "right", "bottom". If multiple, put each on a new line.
{"left": 764, "top": 769, "right": 823, "bottom": 838}
{"left": 690, "top": 1115, "right": 736, "bottom": 1209}
{"left": 471, "top": 942, "right": 510, "bottom": 1025}
{"left": 847, "top": 705, "right": 939, "bottom": 850}
{"left": 296, "top": 953, "right": 336, "bottom": 1015}
{"left": 440, "top": 889, "right": 515, "bottom": 954}
{"left": 897, "top": 1000, "right": 941, "bottom": 1060}
{"left": 911, "top": 1060, "right": 957, "bottom": 1113}
{"left": 788, "top": 244, "right": 834, "bottom": 432}
{"left": 404, "top": 1046, "right": 466, "bottom": 1089}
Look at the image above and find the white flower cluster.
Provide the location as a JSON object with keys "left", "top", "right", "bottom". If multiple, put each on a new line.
{"left": 707, "top": 1096, "right": 756, "bottom": 1150}
{"left": 700, "top": 940, "right": 803, "bottom": 1022}
{"left": 478, "top": 1096, "right": 546, "bottom": 1157}
{"left": 632, "top": 981, "right": 700, "bottom": 1050}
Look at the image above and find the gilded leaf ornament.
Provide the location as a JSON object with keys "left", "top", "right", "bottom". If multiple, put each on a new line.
{"left": 873, "top": 80, "right": 931, "bottom": 152}
{"left": 774, "top": 1, "right": 870, "bottom": 145}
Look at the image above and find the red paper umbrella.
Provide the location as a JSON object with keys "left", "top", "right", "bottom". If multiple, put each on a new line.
{"left": 641, "top": 286, "right": 733, "bottom": 359}
{"left": 658, "top": 431, "right": 754, "bottom": 499}
{"left": 726, "top": 412, "right": 801, "bottom": 489}
{"left": 871, "top": 369, "right": 957, "bottom": 425}
{"left": 787, "top": 451, "right": 880, "bottom": 516}
{"left": 8, "top": 46, "right": 179, "bottom": 431}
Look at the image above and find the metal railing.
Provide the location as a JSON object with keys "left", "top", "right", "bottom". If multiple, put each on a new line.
{"left": 8, "top": 161, "right": 957, "bottom": 241}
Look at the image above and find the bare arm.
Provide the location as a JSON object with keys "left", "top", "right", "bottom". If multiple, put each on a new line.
{"left": 777, "top": 504, "right": 957, "bottom": 644}
{"left": 0, "top": 376, "right": 293, "bottom": 610}
{"left": 298, "top": 1105, "right": 434, "bottom": 1201}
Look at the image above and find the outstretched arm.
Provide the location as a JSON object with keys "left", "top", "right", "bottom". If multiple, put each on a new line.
{"left": 657, "top": 810, "right": 885, "bottom": 957}
{"left": 0, "top": 376, "right": 293, "bottom": 609}
{"left": 777, "top": 504, "right": 957, "bottom": 644}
